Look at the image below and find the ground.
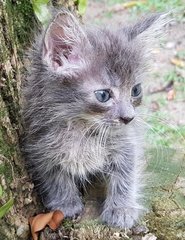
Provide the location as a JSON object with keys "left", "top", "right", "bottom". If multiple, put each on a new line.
{"left": 5, "top": 1, "right": 185, "bottom": 239}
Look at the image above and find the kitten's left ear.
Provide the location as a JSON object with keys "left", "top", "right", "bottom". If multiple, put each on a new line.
{"left": 125, "top": 13, "right": 169, "bottom": 41}
{"left": 42, "top": 10, "right": 89, "bottom": 75}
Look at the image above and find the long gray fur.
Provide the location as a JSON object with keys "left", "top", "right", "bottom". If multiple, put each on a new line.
{"left": 21, "top": 10, "right": 167, "bottom": 228}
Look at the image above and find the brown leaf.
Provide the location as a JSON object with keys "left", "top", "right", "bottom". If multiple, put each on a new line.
{"left": 167, "top": 89, "right": 175, "bottom": 101}
{"left": 122, "top": 1, "right": 146, "bottom": 8}
{"left": 170, "top": 58, "right": 185, "bottom": 68}
{"left": 48, "top": 210, "right": 64, "bottom": 230}
{"left": 29, "top": 210, "right": 64, "bottom": 240}
{"left": 108, "top": 1, "right": 146, "bottom": 13}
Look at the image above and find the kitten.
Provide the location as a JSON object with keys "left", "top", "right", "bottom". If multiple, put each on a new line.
{"left": 21, "top": 10, "right": 167, "bottom": 228}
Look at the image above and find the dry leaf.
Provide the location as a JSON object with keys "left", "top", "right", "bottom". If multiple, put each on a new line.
{"left": 29, "top": 210, "right": 64, "bottom": 240}
{"left": 170, "top": 58, "right": 185, "bottom": 68}
{"left": 48, "top": 210, "right": 64, "bottom": 230}
{"left": 108, "top": 1, "right": 145, "bottom": 12}
{"left": 167, "top": 89, "right": 175, "bottom": 101}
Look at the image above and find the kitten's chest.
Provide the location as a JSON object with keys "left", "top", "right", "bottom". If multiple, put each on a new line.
{"left": 60, "top": 129, "right": 108, "bottom": 177}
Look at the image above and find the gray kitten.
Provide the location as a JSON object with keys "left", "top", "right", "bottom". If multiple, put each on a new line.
{"left": 21, "top": 10, "right": 167, "bottom": 228}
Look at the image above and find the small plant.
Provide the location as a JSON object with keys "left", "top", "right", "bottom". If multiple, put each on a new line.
{"left": 32, "top": 0, "right": 51, "bottom": 25}
{"left": 76, "top": 0, "right": 88, "bottom": 15}
{"left": 0, "top": 185, "right": 14, "bottom": 219}
{"left": 32, "top": 0, "right": 88, "bottom": 25}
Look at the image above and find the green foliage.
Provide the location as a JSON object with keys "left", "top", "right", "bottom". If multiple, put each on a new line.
{"left": 0, "top": 198, "right": 14, "bottom": 219}
{"left": 32, "top": 0, "right": 88, "bottom": 24}
{"left": 164, "top": 69, "right": 185, "bottom": 99}
{"left": 32, "top": 0, "right": 51, "bottom": 26}
{"left": 164, "top": 70, "right": 185, "bottom": 84}
{"left": 129, "top": 0, "right": 184, "bottom": 13}
{"left": 0, "top": 185, "right": 3, "bottom": 198}
{"left": 0, "top": 128, "right": 16, "bottom": 162}
{"left": 176, "top": 50, "right": 185, "bottom": 60}
{"left": 98, "top": 0, "right": 184, "bottom": 11}
{"left": 77, "top": 0, "right": 88, "bottom": 15}
{"left": 146, "top": 112, "right": 185, "bottom": 148}
{"left": 5, "top": 0, "right": 36, "bottom": 48}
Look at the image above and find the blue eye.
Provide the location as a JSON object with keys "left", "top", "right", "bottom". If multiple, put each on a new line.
{"left": 94, "top": 89, "right": 111, "bottom": 102}
{"left": 131, "top": 83, "right": 142, "bottom": 97}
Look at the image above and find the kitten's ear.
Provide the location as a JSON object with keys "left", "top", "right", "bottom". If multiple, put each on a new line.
{"left": 42, "top": 10, "right": 88, "bottom": 75}
{"left": 125, "top": 13, "right": 169, "bottom": 41}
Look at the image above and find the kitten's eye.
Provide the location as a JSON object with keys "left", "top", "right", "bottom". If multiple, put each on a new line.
{"left": 94, "top": 89, "right": 111, "bottom": 103}
{"left": 131, "top": 83, "right": 142, "bottom": 97}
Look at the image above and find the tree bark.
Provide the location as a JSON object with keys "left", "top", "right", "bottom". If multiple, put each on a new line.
{"left": 0, "top": 1, "right": 77, "bottom": 239}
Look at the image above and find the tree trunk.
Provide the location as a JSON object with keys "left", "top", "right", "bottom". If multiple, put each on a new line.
{"left": 0, "top": 1, "right": 77, "bottom": 239}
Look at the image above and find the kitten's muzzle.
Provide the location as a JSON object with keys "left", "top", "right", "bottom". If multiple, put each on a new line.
{"left": 119, "top": 116, "right": 134, "bottom": 124}
{"left": 117, "top": 102, "right": 135, "bottom": 125}
{"left": 111, "top": 116, "right": 134, "bottom": 125}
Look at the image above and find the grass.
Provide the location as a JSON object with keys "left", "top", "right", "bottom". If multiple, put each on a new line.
{"left": 132, "top": 0, "right": 184, "bottom": 12}
{"left": 105, "top": 0, "right": 184, "bottom": 11}
{"left": 0, "top": 198, "right": 14, "bottom": 219}
{"left": 164, "top": 68, "right": 185, "bottom": 86}
{"left": 144, "top": 60, "right": 185, "bottom": 148}
{"left": 96, "top": 0, "right": 184, "bottom": 10}
{"left": 95, "top": 0, "right": 185, "bottom": 22}
{"left": 145, "top": 111, "right": 185, "bottom": 148}
{"left": 176, "top": 50, "right": 185, "bottom": 60}
{"left": 165, "top": 70, "right": 185, "bottom": 99}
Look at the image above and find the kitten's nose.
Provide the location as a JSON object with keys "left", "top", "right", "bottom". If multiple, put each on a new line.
{"left": 119, "top": 116, "right": 134, "bottom": 124}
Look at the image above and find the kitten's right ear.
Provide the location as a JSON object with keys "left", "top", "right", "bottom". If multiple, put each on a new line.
{"left": 42, "top": 10, "right": 89, "bottom": 75}
{"left": 125, "top": 13, "right": 169, "bottom": 41}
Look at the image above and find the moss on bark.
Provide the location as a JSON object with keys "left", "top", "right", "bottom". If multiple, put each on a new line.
{"left": 0, "top": 1, "right": 36, "bottom": 238}
{"left": 0, "top": 1, "right": 76, "bottom": 239}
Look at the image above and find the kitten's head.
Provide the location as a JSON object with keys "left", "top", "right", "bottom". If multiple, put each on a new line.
{"left": 39, "top": 10, "right": 168, "bottom": 127}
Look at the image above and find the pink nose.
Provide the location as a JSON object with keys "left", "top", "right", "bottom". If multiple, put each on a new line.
{"left": 119, "top": 116, "right": 134, "bottom": 124}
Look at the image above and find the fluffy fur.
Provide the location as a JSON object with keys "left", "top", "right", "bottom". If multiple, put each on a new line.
{"left": 21, "top": 10, "right": 168, "bottom": 228}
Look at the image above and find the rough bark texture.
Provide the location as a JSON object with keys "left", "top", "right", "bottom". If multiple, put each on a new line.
{"left": 0, "top": 1, "right": 76, "bottom": 239}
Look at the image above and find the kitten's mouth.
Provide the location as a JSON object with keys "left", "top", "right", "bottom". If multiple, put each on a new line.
{"left": 104, "top": 119, "right": 123, "bottom": 127}
{"left": 104, "top": 118, "right": 135, "bottom": 127}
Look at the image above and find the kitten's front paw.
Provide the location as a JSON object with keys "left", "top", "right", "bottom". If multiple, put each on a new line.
{"left": 101, "top": 207, "right": 139, "bottom": 229}
{"left": 48, "top": 198, "right": 84, "bottom": 219}
{"left": 60, "top": 200, "right": 84, "bottom": 219}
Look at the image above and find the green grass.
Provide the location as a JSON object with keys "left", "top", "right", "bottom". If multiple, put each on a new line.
{"left": 0, "top": 198, "right": 14, "bottom": 219}
{"left": 176, "top": 50, "right": 185, "bottom": 60}
{"left": 144, "top": 66, "right": 185, "bottom": 148}
{"left": 164, "top": 69, "right": 185, "bottom": 97}
{"left": 133, "top": 0, "right": 184, "bottom": 12}
{"left": 98, "top": 0, "right": 185, "bottom": 20}
{"left": 145, "top": 111, "right": 185, "bottom": 148}
{"left": 164, "top": 70, "right": 185, "bottom": 84}
{"left": 99, "top": 0, "right": 184, "bottom": 10}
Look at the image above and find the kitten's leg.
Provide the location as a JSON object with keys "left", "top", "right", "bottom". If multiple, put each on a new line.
{"left": 35, "top": 169, "right": 84, "bottom": 218}
{"left": 101, "top": 151, "right": 143, "bottom": 228}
